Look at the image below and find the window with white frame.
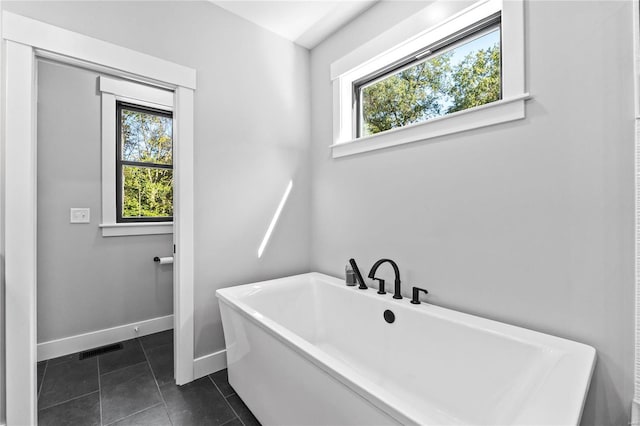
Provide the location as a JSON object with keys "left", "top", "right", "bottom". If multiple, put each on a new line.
{"left": 331, "top": 0, "right": 527, "bottom": 158}
{"left": 116, "top": 101, "right": 173, "bottom": 223}
{"left": 99, "top": 76, "right": 175, "bottom": 236}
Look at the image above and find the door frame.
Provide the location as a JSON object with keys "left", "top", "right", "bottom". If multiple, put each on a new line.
{"left": 633, "top": 0, "right": 640, "bottom": 420}
{"left": 2, "top": 12, "right": 196, "bottom": 425}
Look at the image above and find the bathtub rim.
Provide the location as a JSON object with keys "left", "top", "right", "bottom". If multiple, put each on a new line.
{"left": 216, "top": 272, "right": 596, "bottom": 425}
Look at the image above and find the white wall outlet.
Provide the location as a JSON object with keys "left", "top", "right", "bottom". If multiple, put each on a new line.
{"left": 70, "top": 208, "right": 90, "bottom": 223}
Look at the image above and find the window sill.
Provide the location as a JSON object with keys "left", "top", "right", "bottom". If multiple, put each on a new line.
{"left": 99, "top": 222, "right": 173, "bottom": 237}
{"left": 331, "top": 93, "right": 530, "bottom": 158}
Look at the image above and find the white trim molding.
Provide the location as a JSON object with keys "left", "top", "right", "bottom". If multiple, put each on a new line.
{"left": 98, "top": 75, "right": 174, "bottom": 237}
{"left": 38, "top": 315, "right": 174, "bottom": 362}
{"left": 634, "top": 0, "right": 640, "bottom": 422}
{"left": 331, "top": 94, "right": 529, "bottom": 158}
{"left": 0, "top": 3, "right": 5, "bottom": 424}
{"left": 2, "top": 12, "right": 196, "bottom": 89}
{"left": 173, "top": 86, "right": 196, "bottom": 385}
{"left": 2, "top": 11, "right": 196, "bottom": 424}
{"left": 99, "top": 222, "right": 174, "bottom": 237}
{"left": 4, "top": 39, "right": 38, "bottom": 426}
{"left": 194, "top": 350, "right": 228, "bottom": 380}
{"left": 99, "top": 76, "right": 174, "bottom": 108}
{"left": 330, "top": 0, "right": 527, "bottom": 158}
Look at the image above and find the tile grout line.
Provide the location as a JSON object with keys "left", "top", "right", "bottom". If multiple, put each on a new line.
{"left": 139, "top": 337, "right": 174, "bottom": 426}
{"left": 209, "top": 372, "right": 236, "bottom": 398}
{"left": 98, "top": 352, "right": 149, "bottom": 377}
{"left": 100, "top": 360, "right": 149, "bottom": 379}
{"left": 37, "top": 360, "right": 48, "bottom": 402}
{"left": 97, "top": 356, "right": 104, "bottom": 426}
{"left": 209, "top": 376, "right": 245, "bottom": 426}
{"left": 103, "top": 402, "right": 164, "bottom": 426}
{"left": 38, "top": 390, "right": 100, "bottom": 412}
{"left": 45, "top": 354, "right": 79, "bottom": 368}
{"left": 220, "top": 416, "right": 242, "bottom": 426}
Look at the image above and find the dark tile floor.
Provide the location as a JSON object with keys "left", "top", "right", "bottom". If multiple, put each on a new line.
{"left": 37, "top": 330, "right": 260, "bottom": 426}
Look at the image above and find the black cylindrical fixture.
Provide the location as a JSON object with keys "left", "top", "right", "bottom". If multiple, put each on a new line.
{"left": 393, "top": 279, "right": 402, "bottom": 299}
{"left": 348, "top": 258, "right": 368, "bottom": 290}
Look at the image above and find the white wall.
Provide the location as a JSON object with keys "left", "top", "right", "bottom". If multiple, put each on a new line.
{"left": 309, "top": 1, "right": 634, "bottom": 425}
{"left": 36, "top": 60, "right": 174, "bottom": 343}
{"left": 1, "top": 0, "right": 311, "bottom": 363}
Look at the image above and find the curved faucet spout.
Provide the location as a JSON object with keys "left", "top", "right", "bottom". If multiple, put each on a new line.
{"left": 368, "top": 259, "right": 402, "bottom": 299}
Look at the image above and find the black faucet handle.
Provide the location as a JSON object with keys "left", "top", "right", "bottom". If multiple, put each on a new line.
{"left": 349, "top": 258, "right": 368, "bottom": 290}
{"left": 411, "top": 287, "right": 429, "bottom": 304}
{"left": 373, "top": 278, "right": 386, "bottom": 295}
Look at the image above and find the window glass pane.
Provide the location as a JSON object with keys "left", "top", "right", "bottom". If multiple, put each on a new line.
{"left": 360, "top": 27, "right": 501, "bottom": 137}
{"left": 121, "top": 108, "right": 172, "bottom": 165}
{"left": 122, "top": 165, "right": 173, "bottom": 218}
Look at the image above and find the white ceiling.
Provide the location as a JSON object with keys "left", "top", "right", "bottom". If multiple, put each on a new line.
{"left": 211, "top": 1, "right": 378, "bottom": 49}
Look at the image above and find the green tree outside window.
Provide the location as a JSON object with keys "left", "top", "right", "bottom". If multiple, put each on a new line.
{"left": 119, "top": 106, "right": 173, "bottom": 220}
{"left": 361, "top": 29, "right": 501, "bottom": 136}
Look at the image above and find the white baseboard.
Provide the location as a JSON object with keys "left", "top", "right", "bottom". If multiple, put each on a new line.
{"left": 37, "top": 315, "right": 173, "bottom": 361}
{"left": 193, "top": 349, "right": 227, "bottom": 379}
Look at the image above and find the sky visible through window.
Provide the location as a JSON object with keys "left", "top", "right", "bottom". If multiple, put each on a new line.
{"left": 450, "top": 29, "right": 500, "bottom": 67}
{"left": 361, "top": 27, "right": 501, "bottom": 137}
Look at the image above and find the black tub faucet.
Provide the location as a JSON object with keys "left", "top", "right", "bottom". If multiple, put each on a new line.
{"left": 368, "top": 259, "right": 402, "bottom": 299}
{"left": 348, "top": 258, "right": 368, "bottom": 290}
{"left": 411, "top": 287, "right": 429, "bottom": 304}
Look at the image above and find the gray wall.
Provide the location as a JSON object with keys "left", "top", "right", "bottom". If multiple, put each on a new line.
{"left": 309, "top": 1, "right": 634, "bottom": 425}
{"left": 37, "top": 60, "right": 174, "bottom": 342}
{"left": 2, "top": 0, "right": 311, "bottom": 361}
{"left": 1, "top": 0, "right": 635, "bottom": 425}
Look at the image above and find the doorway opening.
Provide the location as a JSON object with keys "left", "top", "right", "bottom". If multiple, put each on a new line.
{"left": 35, "top": 58, "right": 176, "bottom": 423}
{"left": 3, "top": 12, "right": 196, "bottom": 425}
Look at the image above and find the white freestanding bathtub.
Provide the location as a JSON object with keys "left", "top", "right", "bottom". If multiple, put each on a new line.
{"left": 216, "top": 273, "right": 595, "bottom": 426}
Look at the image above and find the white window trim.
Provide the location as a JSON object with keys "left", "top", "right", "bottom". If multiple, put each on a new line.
{"left": 99, "top": 76, "right": 174, "bottom": 236}
{"left": 330, "top": 0, "right": 528, "bottom": 158}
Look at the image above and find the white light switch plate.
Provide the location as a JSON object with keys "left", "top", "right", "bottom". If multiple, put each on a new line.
{"left": 70, "top": 208, "right": 90, "bottom": 223}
